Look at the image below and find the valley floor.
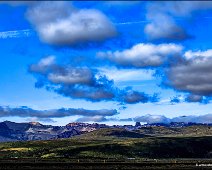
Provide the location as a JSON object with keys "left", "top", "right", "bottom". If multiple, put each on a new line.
{"left": 0, "top": 128, "right": 212, "bottom": 169}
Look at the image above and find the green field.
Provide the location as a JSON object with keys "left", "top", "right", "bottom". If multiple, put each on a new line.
{"left": 0, "top": 128, "right": 212, "bottom": 169}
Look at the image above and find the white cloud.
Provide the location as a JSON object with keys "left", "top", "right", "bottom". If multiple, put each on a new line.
{"left": 145, "top": 13, "right": 188, "bottom": 40}
{"left": 99, "top": 67, "right": 154, "bottom": 82}
{"left": 184, "top": 50, "right": 212, "bottom": 60}
{"left": 97, "top": 43, "right": 183, "bottom": 68}
{"left": 27, "top": 1, "right": 116, "bottom": 45}
{"left": 144, "top": 2, "right": 212, "bottom": 41}
{"left": 165, "top": 49, "right": 212, "bottom": 98}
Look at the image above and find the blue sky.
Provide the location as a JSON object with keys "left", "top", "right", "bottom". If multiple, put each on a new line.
{"left": 1, "top": 1, "right": 212, "bottom": 125}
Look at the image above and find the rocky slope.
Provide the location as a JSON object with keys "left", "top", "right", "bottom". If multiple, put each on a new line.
{"left": 0, "top": 121, "right": 98, "bottom": 142}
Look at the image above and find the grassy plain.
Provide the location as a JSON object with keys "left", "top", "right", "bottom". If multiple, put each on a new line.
{"left": 0, "top": 127, "right": 212, "bottom": 169}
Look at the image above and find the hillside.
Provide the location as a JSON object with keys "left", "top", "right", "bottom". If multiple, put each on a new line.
{"left": 0, "top": 128, "right": 212, "bottom": 160}
{"left": 76, "top": 128, "right": 147, "bottom": 139}
{"left": 136, "top": 125, "right": 212, "bottom": 137}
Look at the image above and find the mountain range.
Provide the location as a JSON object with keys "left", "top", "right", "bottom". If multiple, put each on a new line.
{"left": 0, "top": 121, "right": 110, "bottom": 142}
{"left": 0, "top": 121, "right": 211, "bottom": 142}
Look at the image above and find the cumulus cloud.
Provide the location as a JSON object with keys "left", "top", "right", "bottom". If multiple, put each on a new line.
{"left": 29, "top": 56, "right": 158, "bottom": 104}
{"left": 145, "top": 13, "right": 189, "bottom": 41}
{"left": 29, "top": 58, "right": 115, "bottom": 101}
{"left": 133, "top": 114, "right": 212, "bottom": 124}
{"left": 145, "top": 1, "right": 212, "bottom": 41}
{"left": 26, "top": 1, "right": 116, "bottom": 45}
{"left": 0, "top": 106, "right": 118, "bottom": 118}
{"left": 30, "top": 56, "right": 95, "bottom": 84}
{"left": 165, "top": 49, "right": 212, "bottom": 100}
{"left": 97, "top": 43, "right": 182, "bottom": 68}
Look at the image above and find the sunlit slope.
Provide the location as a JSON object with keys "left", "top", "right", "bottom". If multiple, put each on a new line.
{"left": 136, "top": 125, "right": 212, "bottom": 137}
{"left": 74, "top": 128, "right": 147, "bottom": 140}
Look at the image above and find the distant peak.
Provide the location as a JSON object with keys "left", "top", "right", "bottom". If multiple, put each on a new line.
{"left": 66, "top": 122, "right": 85, "bottom": 126}
{"left": 4, "top": 121, "right": 14, "bottom": 123}
{"left": 29, "top": 122, "right": 43, "bottom": 126}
